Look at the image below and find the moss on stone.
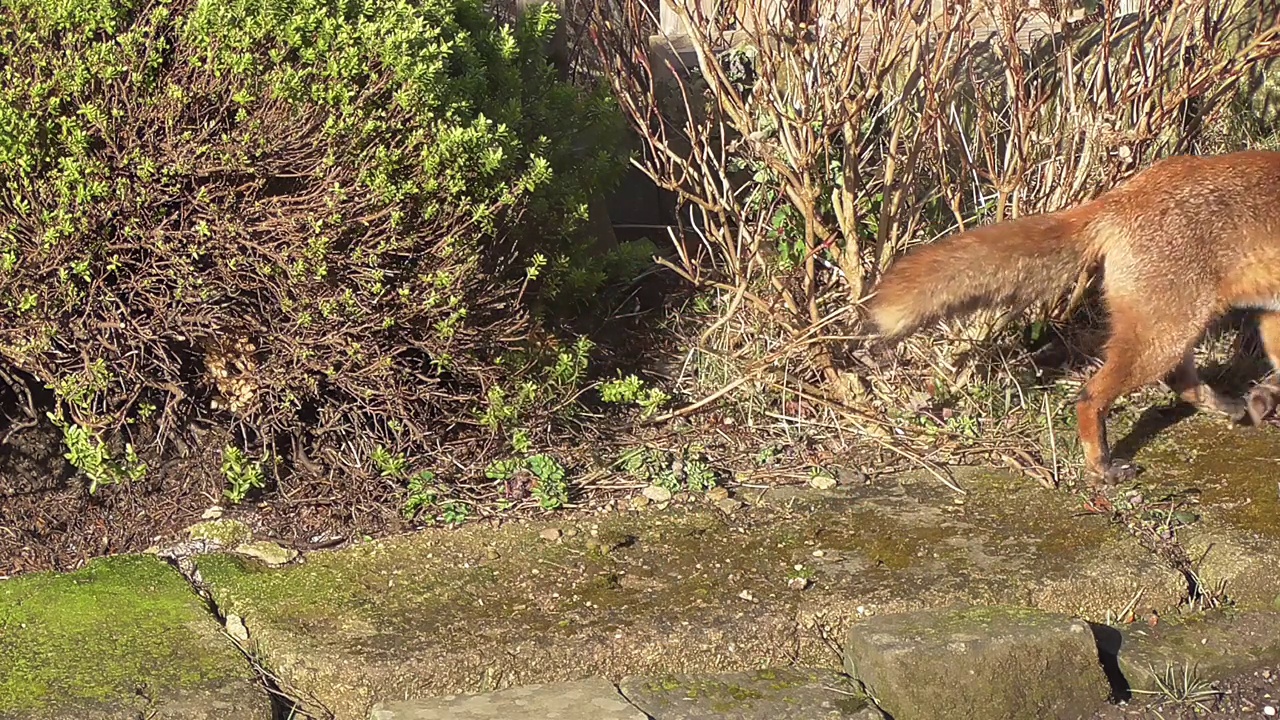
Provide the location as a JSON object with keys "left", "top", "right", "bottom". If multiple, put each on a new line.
{"left": 845, "top": 605, "right": 1109, "bottom": 720}
{"left": 622, "top": 668, "right": 867, "bottom": 717}
{"left": 1130, "top": 417, "right": 1280, "bottom": 606}
{"left": 0, "top": 555, "right": 254, "bottom": 714}
{"left": 1131, "top": 417, "right": 1280, "bottom": 537}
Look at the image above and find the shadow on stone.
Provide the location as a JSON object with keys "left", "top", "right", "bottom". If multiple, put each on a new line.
{"left": 1111, "top": 403, "right": 1198, "bottom": 465}
{"left": 1087, "top": 622, "right": 1132, "bottom": 703}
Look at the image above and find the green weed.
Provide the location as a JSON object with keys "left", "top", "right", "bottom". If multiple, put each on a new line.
{"left": 599, "top": 373, "right": 669, "bottom": 418}
{"left": 49, "top": 413, "right": 146, "bottom": 494}
{"left": 401, "top": 471, "right": 439, "bottom": 520}
{"left": 220, "top": 446, "right": 266, "bottom": 504}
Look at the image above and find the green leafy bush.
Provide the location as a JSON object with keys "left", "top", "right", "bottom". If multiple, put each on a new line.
{"left": 0, "top": 0, "right": 627, "bottom": 482}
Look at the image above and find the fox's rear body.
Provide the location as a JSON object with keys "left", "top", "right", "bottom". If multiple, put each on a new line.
{"left": 867, "top": 150, "right": 1280, "bottom": 484}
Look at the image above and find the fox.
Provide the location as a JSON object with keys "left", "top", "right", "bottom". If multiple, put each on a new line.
{"left": 866, "top": 150, "right": 1280, "bottom": 486}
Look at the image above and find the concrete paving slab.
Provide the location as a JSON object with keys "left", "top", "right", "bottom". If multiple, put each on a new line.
{"left": 195, "top": 470, "right": 1182, "bottom": 719}
{"left": 370, "top": 678, "right": 645, "bottom": 720}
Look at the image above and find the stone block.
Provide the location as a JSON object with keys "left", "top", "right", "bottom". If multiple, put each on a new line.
{"left": 844, "top": 605, "right": 1109, "bottom": 720}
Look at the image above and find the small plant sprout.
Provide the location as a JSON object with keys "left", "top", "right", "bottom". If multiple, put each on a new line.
{"left": 599, "top": 373, "right": 669, "bottom": 418}
{"left": 50, "top": 412, "right": 147, "bottom": 494}
{"left": 401, "top": 470, "right": 438, "bottom": 520}
{"left": 511, "top": 428, "right": 532, "bottom": 454}
{"left": 681, "top": 448, "right": 717, "bottom": 493}
{"left": 371, "top": 445, "right": 409, "bottom": 478}
{"left": 221, "top": 446, "right": 266, "bottom": 504}
{"left": 755, "top": 445, "right": 779, "bottom": 466}
{"left": 526, "top": 453, "right": 568, "bottom": 510}
{"left": 615, "top": 445, "right": 718, "bottom": 494}
{"left": 440, "top": 501, "right": 471, "bottom": 526}
{"left": 1130, "top": 662, "right": 1220, "bottom": 712}
{"left": 484, "top": 458, "right": 523, "bottom": 481}
{"left": 485, "top": 453, "right": 570, "bottom": 510}
{"left": 550, "top": 336, "right": 593, "bottom": 388}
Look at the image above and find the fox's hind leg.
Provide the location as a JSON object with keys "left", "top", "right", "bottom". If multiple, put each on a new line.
{"left": 1077, "top": 301, "right": 1211, "bottom": 485}
{"left": 1245, "top": 311, "right": 1280, "bottom": 424}
{"left": 1165, "top": 351, "right": 1248, "bottom": 421}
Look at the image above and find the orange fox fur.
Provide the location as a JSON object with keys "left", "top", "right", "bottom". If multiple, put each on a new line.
{"left": 867, "top": 150, "right": 1280, "bottom": 484}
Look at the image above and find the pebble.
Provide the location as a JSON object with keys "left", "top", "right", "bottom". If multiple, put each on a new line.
{"left": 787, "top": 576, "right": 811, "bottom": 591}
{"left": 187, "top": 518, "right": 253, "bottom": 548}
{"left": 642, "top": 485, "right": 673, "bottom": 503}
{"left": 233, "top": 541, "right": 298, "bottom": 567}
{"left": 808, "top": 475, "right": 838, "bottom": 490}
{"left": 838, "top": 469, "right": 869, "bottom": 484}
{"left": 716, "top": 497, "right": 744, "bottom": 514}
{"left": 1265, "top": 706, "right": 1276, "bottom": 717}
{"left": 564, "top": 528, "right": 578, "bottom": 538}
{"left": 539, "top": 528, "right": 562, "bottom": 542}
{"left": 485, "top": 548, "right": 500, "bottom": 561}
{"left": 201, "top": 506, "right": 224, "bottom": 520}
{"left": 631, "top": 496, "right": 651, "bottom": 510}
{"left": 225, "top": 613, "right": 249, "bottom": 643}
{"left": 705, "top": 486, "right": 729, "bottom": 502}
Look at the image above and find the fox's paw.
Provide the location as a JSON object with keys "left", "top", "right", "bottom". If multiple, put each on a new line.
{"left": 1215, "top": 397, "right": 1250, "bottom": 424}
{"left": 1246, "top": 383, "right": 1280, "bottom": 427}
{"left": 1090, "top": 462, "right": 1139, "bottom": 487}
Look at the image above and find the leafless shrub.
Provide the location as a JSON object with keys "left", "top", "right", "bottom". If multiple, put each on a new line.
{"left": 587, "top": 0, "right": 1280, "bottom": 396}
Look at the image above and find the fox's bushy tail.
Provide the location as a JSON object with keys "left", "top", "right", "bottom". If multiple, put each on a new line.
{"left": 866, "top": 206, "right": 1101, "bottom": 339}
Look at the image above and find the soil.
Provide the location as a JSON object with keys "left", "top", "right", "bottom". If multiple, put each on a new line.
{"left": 1093, "top": 666, "right": 1280, "bottom": 719}
{"left": 0, "top": 414, "right": 407, "bottom": 577}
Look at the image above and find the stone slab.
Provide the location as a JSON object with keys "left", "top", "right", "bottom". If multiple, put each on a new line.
{"left": 844, "top": 605, "right": 1110, "bottom": 720}
{"left": 195, "top": 470, "right": 1183, "bottom": 719}
{"left": 619, "top": 667, "right": 874, "bottom": 718}
{"left": 1130, "top": 415, "right": 1280, "bottom": 608}
{"left": 370, "top": 678, "right": 644, "bottom": 720}
{"left": 0, "top": 555, "right": 268, "bottom": 720}
{"left": 1108, "top": 610, "right": 1280, "bottom": 694}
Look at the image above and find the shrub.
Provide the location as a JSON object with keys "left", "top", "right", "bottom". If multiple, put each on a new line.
{"left": 588, "top": 0, "right": 1280, "bottom": 392}
{"left": 0, "top": 0, "right": 628, "bottom": 486}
